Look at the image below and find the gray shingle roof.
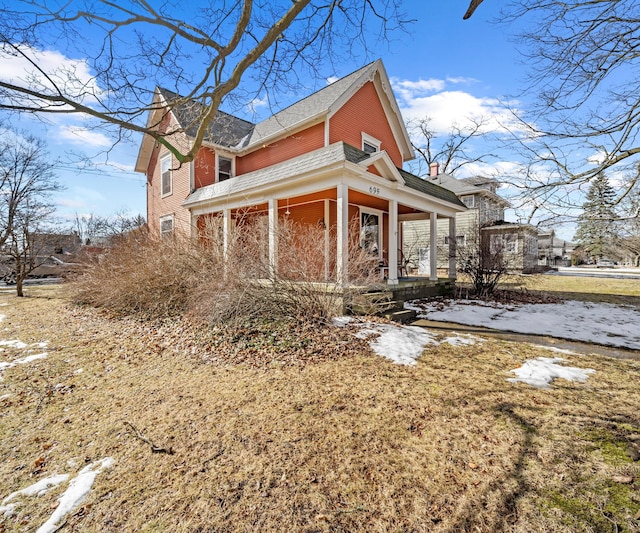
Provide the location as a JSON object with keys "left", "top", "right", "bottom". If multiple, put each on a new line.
{"left": 157, "top": 87, "right": 255, "bottom": 148}
{"left": 397, "top": 169, "right": 466, "bottom": 207}
{"left": 158, "top": 61, "right": 379, "bottom": 150}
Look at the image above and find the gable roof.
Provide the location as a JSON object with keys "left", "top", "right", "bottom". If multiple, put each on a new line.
{"left": 184, "top": 142, "right": 463, "bottom": 210}
{"left": 157, "top": 87, "right": 255, "bottom": 147}
{"left": 136, "top": 59, "right": 414, "bottom": 173}
{"left": 429, "top": 172, "right": 510, "bottom": 207}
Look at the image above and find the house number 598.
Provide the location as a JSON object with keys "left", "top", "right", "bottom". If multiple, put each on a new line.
{"left": 369, "top": 186, "right": 380, "bottom": 195}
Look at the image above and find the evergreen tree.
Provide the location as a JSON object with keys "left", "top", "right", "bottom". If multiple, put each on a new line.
{"left": 574, "top": 173, "right": 619, "bottom": 260}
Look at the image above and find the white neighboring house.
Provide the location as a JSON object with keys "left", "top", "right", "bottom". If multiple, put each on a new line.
{"left": 402, "top": 163, "right": 539, "bottom": 274}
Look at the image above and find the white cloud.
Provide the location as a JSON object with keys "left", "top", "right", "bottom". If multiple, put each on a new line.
{"left": 0, "top": 44, "right": 101, "bottom": 105}
{"left": 57, "top": 126, "right": 111, "bottom": 148}
{"left": 392, "top": 75, "right": 526, "bottom": 137}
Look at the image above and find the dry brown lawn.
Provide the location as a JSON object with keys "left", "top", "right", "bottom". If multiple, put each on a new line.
{"left": 0, "top": 285, "right": 639, "bottom": 532}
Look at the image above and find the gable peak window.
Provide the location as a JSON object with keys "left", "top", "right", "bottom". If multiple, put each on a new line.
{"left": 160, "top": 155, "right": 172, "bottom": 197}
{"left": 362, "top": 133, "right": 381, "bottom": 154}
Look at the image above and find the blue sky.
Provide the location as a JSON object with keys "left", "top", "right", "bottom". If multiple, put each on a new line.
{"left": 2, "top": 2, "right": 560, "bottom": 235}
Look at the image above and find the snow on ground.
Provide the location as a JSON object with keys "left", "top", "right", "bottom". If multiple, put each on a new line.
{"left": 406, "top": 299, "right": 640, "bottom": 350}
{"left": 508, "top": 357, "right": 595, "bottom": 389}
{"left": 0, "top": 338, "right": 50, "bottom": 379}
{"left": 0, "top": 458, "right": 113, "bottom": 531}
{"left": 333, "top": 316, "right": 480, "bottom": 365}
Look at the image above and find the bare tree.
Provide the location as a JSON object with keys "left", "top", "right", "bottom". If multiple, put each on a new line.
{"left": 74, "top": 211, "right": 145, "bottom": 245}
{"left": 501, "top": 0, "right": 640, "bottom": 208}
{"left": 0, "top": 1, "right": 412, "bottom": 164}
{"left": 0, "top": 130, "right": 61, "bottom": 295}
{"left": 407, "top": 115, "right": 496, "bottom": 177}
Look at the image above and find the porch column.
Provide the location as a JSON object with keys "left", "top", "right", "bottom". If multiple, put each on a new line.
{"left": 268, "top": 198, "right": 278, "bottom": 278}
{"left": 448, "top": 216, "right": 457, "bottom": 279}
{"left": 430, "top": 211, "right": 438, "bottom": 281}
{"left": 388, "top": 199, "right": 399, "bottom": 285}
{"left": 324, "top": 199, "right": 330, "bottom": 281}
{"left": 222, "top": 208, "right": 231, "bottom": 261}
{"left": 336, "top": 183, "right": 349, "bottom": 285}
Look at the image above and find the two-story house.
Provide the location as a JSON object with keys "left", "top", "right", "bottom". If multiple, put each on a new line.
{"left": 135, "top": 60, "right": 466, "bottom": 286}
{"left": 403, "top": 163, "right": 539, "bottom": 274}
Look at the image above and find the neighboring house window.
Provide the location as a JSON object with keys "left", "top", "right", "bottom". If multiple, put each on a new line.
{"left": 460, "top": 195, "right": 475, "bottom": 208}
{"left": 217, "top": 155, "right": 233, "bottom": 182}
{"left": 362, "top": 133, "right": 381, "bottom": 154}
{"left": 160, "top": 215, "right": 174, "bottom": 238}
{"left": 491, "top": 233, "right": 518, "bottom": 254}
{"left": 445, "top": 235, "right": 466, "bottom": 246}
{"left": 360, "top": 209, "right": 382, "bottom": 258}
{"left": 161, "top": 155, "right": 172, "bottom": 197}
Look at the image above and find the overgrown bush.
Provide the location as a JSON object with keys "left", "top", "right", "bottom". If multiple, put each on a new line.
{"left": 70, "top": 215, "right": 382, "bottom": 324}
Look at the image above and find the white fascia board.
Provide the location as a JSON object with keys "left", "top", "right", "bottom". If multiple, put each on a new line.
{"left": 134, "top": 89, "right": 176, "bottom": 173}
{"left": 356, "top": 151, "right": 405, "bottom": 186}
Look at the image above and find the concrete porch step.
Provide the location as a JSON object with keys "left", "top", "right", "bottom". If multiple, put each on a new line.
{"left": 383, "top": 308, "right": 417, "bottom": 323}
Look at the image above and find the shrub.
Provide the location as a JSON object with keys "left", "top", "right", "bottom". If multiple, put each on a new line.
{"left": 70, "top": 216, "right": 382, "bottom": 324}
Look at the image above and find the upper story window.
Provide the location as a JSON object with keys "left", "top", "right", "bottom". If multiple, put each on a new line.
{"left": 217, "top": 155, "right": 233, "bottom": 182}
{"left": 160, "top": 155, "right": 172, "bottom": 197}
{"left": 362, "top": 133, "right": 381, "bottom": 154}
{"left": 460, "top": 195, "right": 475, "bottom": 208}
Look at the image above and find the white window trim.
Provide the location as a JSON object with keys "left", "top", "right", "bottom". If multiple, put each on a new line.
{"left": 159, "top": 214, "right": 174, "bottom": 237}
{"left": 460, "top": 194, "right": 475, "bottom": 208}
{"left": 160, "top": 154, "right": 172, "bottom": 198}
{"left": 359, "top": 206, "right": 384, "bottom": 260}
{"left": 361, "top": 132, "right": 381, "bottom": 153}
{"left": 216, "top": 152, "right": 235, "bottom": 183}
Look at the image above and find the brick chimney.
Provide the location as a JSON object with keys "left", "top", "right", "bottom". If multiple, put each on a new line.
{"left": 429, "top": 162, "right": 439, "bottom": 177}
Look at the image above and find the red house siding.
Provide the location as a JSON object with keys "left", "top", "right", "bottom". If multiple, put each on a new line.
{"left": 237, "top": 122, "right": 325, "bottom": 175}
{"left": 329, "top": 81, "right": 402, "bottom": 167}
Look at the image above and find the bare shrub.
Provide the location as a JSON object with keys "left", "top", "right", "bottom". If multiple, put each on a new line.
{"left": 70, "top": 228, "right": 213, "bottom": 318}
{"left": 71, "top": 214, "right": 383, "bottom": 323}
{"left": 193, "top": 216, "right": 383, "bottom": 324}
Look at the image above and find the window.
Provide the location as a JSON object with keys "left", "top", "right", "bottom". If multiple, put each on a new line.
{"left": 460, "top": 195, "right": 475, "bottom": 208}
{"left": 217, "top": 156, "right": 232, "bottom": 182}
{"left": 360, "top": 209, "right": 382, "bottom": 258}
{"left": 362, "top": 133, "right": 381, "bottom": 154}
{"left": 490, "top": 233, "right": 518, "bottom": 254}
{"left": 160, "top": 215, "right": 174, "bottom": 238}
{"left": 161, "top": 155, "right": 172, "bottom": 197}
{"left": 444, "top": 235, "right": 466, "bottom": 246}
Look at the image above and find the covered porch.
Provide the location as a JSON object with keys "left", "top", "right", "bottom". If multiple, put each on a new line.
{"left": 183, "top": 142, "right": 466, "bottom": 288}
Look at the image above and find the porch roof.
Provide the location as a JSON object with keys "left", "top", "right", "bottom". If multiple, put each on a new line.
{"left": 183, "top": 141, "right": 465, "bottom": 212}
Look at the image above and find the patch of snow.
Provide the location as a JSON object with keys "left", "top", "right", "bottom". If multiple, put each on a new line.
{"left": 508, "top": 357, "right": 595, "bottom": 389}
{"left": 37, "top": 457, "right": 114, "bottom": 533}
{"left": 332, "top": 316, "right": 479, "bottom": 365}
{"left": 0, "top": 393, "right": 12, "bottom": 401}
{"left": 443, "top": 335, "right": 479, "bottom": 346}
{"left": 331, "top": 316, "right": 353, "bottom": 328}
{"left": 0, "top": 352, "right": 48, "bottom": 378}
{"left": 410, "top": 299, "right": 640, "bottom": 350}
{"left": 73, "top": 368, "right": 83, "bottom": 375}
{"left": 0, "top": 340, "right": 28, "bottom": 349}
{"left": 0, "top": 475, "right": 69, "bottom": 517}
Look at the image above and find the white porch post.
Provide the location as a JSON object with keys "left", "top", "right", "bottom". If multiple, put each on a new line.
{"left": 222, "top": 208, "right": 231, "bottom": 260}
{"left": 430, "top": 211, "right": 438, "bottom": 281}
{"left": 448, "top": 216, "right": 457, "bottom": 279}
{"left": 336, "top": 183, "right": 349, "bottom": 285}
{"left": 324, "top": 199, "right": 330, "bottom": 281}
{"left": 388, "top": 199, "right": 398, "bottom": 285}
{"left": 268, "top": 198, "right": 278, "bottom": 278}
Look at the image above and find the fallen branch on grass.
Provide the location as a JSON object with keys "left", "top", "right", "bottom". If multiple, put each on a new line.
{"left": 125, "top": 421, "right": 174, "bottom": 455}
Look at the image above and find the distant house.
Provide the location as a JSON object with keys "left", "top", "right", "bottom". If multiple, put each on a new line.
{"left": 135, "top": 60, "right": 466, "bottom": 285}
{"left": 402, "top": 163, "right": 539, "bottom": 274}
{"left": 538, "top": 230, "right": 574, "bottom": 267}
